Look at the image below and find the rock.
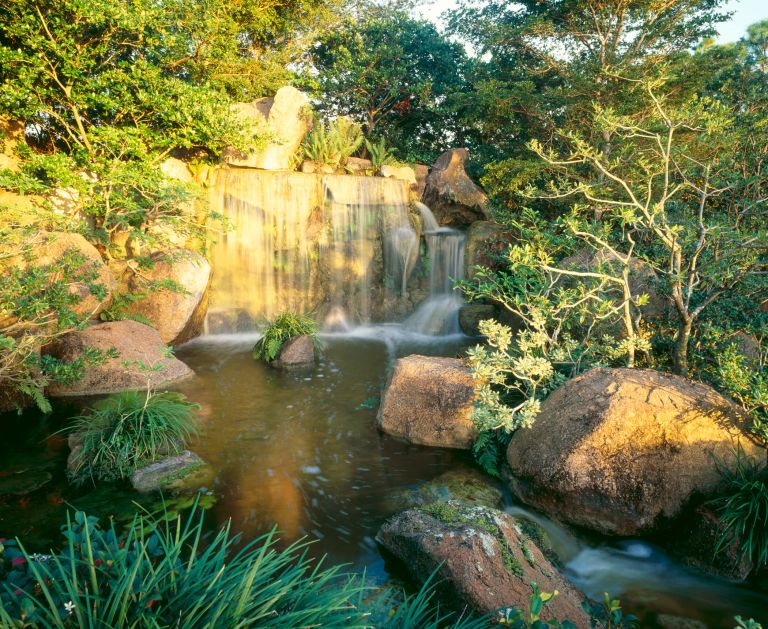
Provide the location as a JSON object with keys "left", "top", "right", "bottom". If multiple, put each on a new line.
{"left": 0, "top": 118, "right": 24, "bottom": 172}
{"left": 160, "top": 157, "right": 194, "bottom": 183}
{"left": 380, "top": 164, "right": 417, "bottom": 186}
{"left": 507, "top": 367, "right": 766, "bottom": 535}
{"left": 0, "top": 232, "right": 114, "bottom": 329}
{"left": 271, "top": 335, "right": 315, "bottom": 368}
{"left": 558, "top": 248, "right": 670, "bottom": 322}
{"left": 345, "top": 157, "right": 372, "bottom": 173}
{"left": 131, "top": 450, "right": 212, "bottom": 493}
{"left": 204, "top": 308, "right": 255, "bottom": 334}
{"left": 730, "top": 331, "right": 761, "bottom": 369}
{"left": 387, "top": 467, "right": 503, "bottom": 513}
{"left": 122, "top": 250, "right": 211, "bottom": 346}
{"left": 458, "top": 304, "right": 498, "bottom": 336}
{"left": 45, "top": 321, "right": 194, "bottom": 397}
{"left": 671, "top": 505, "right": 754, "bottom": 580}
{"left": 414, "top": 164, "right": 429, "bottom": 200}
{"left": 224, "top": 86, "right": 312, "bottom": 170}
{"left": 377, "top": 501, "right": 589, "bottom": 625}
{"left": 0, "top": 469, "right": 52, "bottom": 496}
{"left": 656, "top": 615, "right": 708, "bottom": 629}
{"left": 423, "top": 149, "right": 489, "bottom": 226}
{"left": 465, "top": 221, "right": 513, "bottom": 278}
{"left": 377, "top": 355, "right": 476, "bottom": 449}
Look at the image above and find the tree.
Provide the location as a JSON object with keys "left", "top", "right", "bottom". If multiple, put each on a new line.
{"left": 308, "top": 10, "right": 469, "bottom": 163}
{"left": 528, "top": 76, "right": 767, "bottom": 375}
{"left": 445, "top": 0, "right": 731, "bottom": 209}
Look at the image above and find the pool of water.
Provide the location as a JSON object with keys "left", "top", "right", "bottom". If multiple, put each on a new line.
{"left": 1, "top": 327, "right": 766, "bottom": 626}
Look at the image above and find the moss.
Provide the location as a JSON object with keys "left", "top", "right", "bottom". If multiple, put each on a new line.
{"left": 517, "top": 518, "right": 560, "bottom": 567}
{"left": 419, "top": 502, "right": 524, "bottom": 578}
{"left": 520, "top": 539, "right": 536, "bottom": 567}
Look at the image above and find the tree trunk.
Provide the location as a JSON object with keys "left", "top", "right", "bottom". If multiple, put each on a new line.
{"left": 673, "top": 317, "right": 692, "bottom": 376}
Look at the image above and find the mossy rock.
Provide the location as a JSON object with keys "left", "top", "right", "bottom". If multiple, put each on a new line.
{"left": 387, "top": 466, "right": 503, "bottom": 513}
{"left": 130, "top": 451, "right": 215, "bottom": 494}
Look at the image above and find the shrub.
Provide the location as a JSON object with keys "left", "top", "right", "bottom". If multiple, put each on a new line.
{"left": 301, "top": 116, "right": 363, "bottom": 170}
{"left": 711, "top": 449, "right": 768, "bottom": 567}
{"left": 252, "top": 312, "right": 321, "bottom": 362}
{"left": 365, "top": 137, "right": 397, "bottom": 169}
{"left": 66, "top": 390, "right": 199, "bottom": 485}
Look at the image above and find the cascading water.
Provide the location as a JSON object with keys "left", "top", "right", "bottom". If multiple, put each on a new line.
{"left": 208, "top": 169, "right": 416, "bottom": 328}
{"left": 404, "top": 202, "right": 466, "bottom": 335}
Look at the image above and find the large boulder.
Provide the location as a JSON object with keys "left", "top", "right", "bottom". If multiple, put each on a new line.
{"left": 0, "top": 232, "right": 114, "bottom": 329}
{"left": 465, "top": 221, "right": 514, "bottom": 278}
{"left": 377, "top": 501, "right": 589, "bottom": 625}
{"left": 122, "top": 251, "right": 211, "bottom": 346}
{"left": 223, "top": 86, "right": 312, "bottom": 170}
{"left": 423, "top": 149, "right": 489, "bottom": 226}
{"left": 45, "top": 321, "right": 193, "bottom": 397}
{"left": 506, "top": 367, "right": 766, "bottom": 535}
{"left": 377, "top": 355, "right": 476, "bottom": 449}
{"left": 413, "top": 164, "right": 429, "bottom": 200}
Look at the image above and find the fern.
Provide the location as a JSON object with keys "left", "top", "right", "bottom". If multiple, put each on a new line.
{"left": 472, "top": 430, "right": 510, "bottom": 478}
{"left": 252, "top": 311, "right": 322, "bottom": 362}
{"left": 301, "top": 116, "right": 363, "bottom": 169}
{"left": 365, "top": 137, "right": 396, "bottom": 169}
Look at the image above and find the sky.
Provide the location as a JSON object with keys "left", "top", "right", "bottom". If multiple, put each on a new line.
{"left": 416, "top": 0, "right": 768, "bottom": 43}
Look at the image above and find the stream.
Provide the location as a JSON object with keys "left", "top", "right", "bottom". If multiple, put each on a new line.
{"left": 0, "top": 328, "right": 766, "bottom": 627}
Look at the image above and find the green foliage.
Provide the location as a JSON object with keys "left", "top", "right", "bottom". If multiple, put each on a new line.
{"left": 252, "top": 312, "right": 320, "bottom": 362}
{"left": 365, "top": 137, "right": 397, "bottom": 169}
{"left": 497, "top": 582, "right": 576, "bottom": 628}
{"left": 98, "top": 292, "right": 152, "bottom": 325}
{"left": 581, "top": 593, "right": 638, "bottom": 628}
{"left": 710, "top": 449, "right": 768, "bottom": 568}
{"left": 472, "top": 429, "right": 511, "bottom": 479}
{"left": 0, "top": 237, "right": 111, "bottom": 412}
{"left": 0, "top": 506, "right": 494, "bottom": 628}
{"left": 301, "top": 116, "right": 363, "bottom": 170}
{"left": 734, "top": 617, "right": 763, "bottom": 629}
{"left": 308, "top": 10, "right": 468, "bottom": 162}
{"left": 66, "top": 390, "right": 200, "bottom": 485}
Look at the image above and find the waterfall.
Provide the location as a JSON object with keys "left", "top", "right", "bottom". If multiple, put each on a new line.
{"left": 404, "top": 204, "right": 466, "bottom": 335}
{"left": 208, "top": 169, "right": 415, "bottom": 328}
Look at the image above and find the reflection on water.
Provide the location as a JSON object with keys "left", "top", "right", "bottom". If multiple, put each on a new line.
{"left": 174, "top": 327, "right": 471, "bottom": 574}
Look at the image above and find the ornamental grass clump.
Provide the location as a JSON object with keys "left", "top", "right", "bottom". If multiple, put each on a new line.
{"left": 67, "top": 390, "right": 199, "bottom": 486}
{"left": 252, "top": 311, "right": 321, "bottom": 362}
{"left": 712, "top": 449, "right": 768, "bottom": 568}
{"left": 0, "top": 507, "right": 488, "bottom": 628}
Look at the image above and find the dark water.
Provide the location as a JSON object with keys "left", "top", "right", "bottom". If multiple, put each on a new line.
{"left": 1, "top": 327, "right": 766, "bottom": 627}
{"left": 173, "top": 328, "right": 472, "bottom": 574}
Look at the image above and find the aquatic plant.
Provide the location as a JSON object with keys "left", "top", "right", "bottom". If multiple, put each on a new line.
{"left": 67, "top": 390, "right": 200, "bottom": 485}
{"left": 581, "top": 593, "right": 638, "bottom": 628}
{"left": 711, "top": 448, "right": 768, "bottom": 567}
{"left": 252, "top": 311, "right": 321, "bottom": 362}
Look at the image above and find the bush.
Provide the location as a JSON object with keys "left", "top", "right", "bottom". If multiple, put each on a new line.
{"left": 252, "top": 312, "right": 321, "bottom": 362}
{"left": 0, "top": 507, "right": 488, "bottom": 628}
{"left": 67, "top": 390, "right": 199, "bottom": 486}
{"left": 301, "top": 116, "right": 363, "bottom": 170}
{"left": 711, "top": 449, "right": 768, "bottom": 568}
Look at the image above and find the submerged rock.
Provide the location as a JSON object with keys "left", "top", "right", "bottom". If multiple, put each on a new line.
{"left": 224, "top": 86, "right": 312, "bottom": 170}
{"left": 131, "top": 450, "right": 213, "bottom": 493}
{"left": 377, "top": 355, "right": 476, "bottom": 449}
{"left": 387, "top": 467, "right": 503, "bottom": 513}
{"left": 0, "top": 469, "right": 52, "bottom": 496}
{"left": 506, "top": 367, "right": 766, "bottom": 536}
{"left": 122, "top": 250, "right": 211, "bottom": 346}
{"left": 423, "top": 149, "right": 489, "bottom": 226}
{"left": 271, "top": 335, "right": 315, "bottom": 369}
{"left": 377, "top": 501, "right": 589, "bottom": 625}
{"left": 45, "top": 321, "right": 194, "bottom": 396}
